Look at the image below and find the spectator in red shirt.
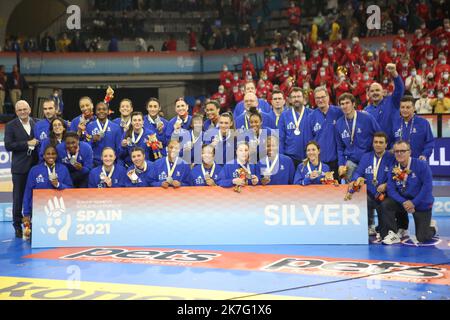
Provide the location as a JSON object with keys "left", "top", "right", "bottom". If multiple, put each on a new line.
{"left": 437, "top": 38, "right": 449, "bottom": 60}
{"left": 435, "top": 54, "right": 450, "bottom": 81}
{"left": 351, "top": 37, "right": 362, "bottom": 58}
{"left": 333, "top": 71, "right": 351, "bottom": 103}
{"left": 416, "top": 0, "right": 430, "bottom": 22}
{"left": 264, "top": 53, "right": 280, "bottom": 82}
{"left": 287, "top": 1, "right": 301, "bottom": 31}
{"left": 220, "top": 65, "right": 234, "bottom": 90}
{"left": 211, "top": 85, "right": 230, "bottom": 112}
{"left": 309, "top": 50, "right": 322, "bottom": 78}
{"left": 187, "top": 27, "right": 197, "bottom": 51}
{"left": 314, "top": 67, "right": 332, "bottom": 94}
{"left": 162, "top": 34, "right": 177, "bottom": 51}
{"left": 353, "top": 71, "right": 372, "bottom": 107}
{"left": 437, "top": 71, "right": 450, "bottom": 97}
{"left": 277, "top": 56, "right": 295, "bottom": 84}
{"left": 297, "top": 66, "right": 312, "bottom": 88}
{"left": 242, "top": 53, "right": 256, "bottom": 79}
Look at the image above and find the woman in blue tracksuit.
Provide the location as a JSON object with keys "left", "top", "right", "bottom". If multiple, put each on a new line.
{"left": 237, "top": 110, "right": 271, "bottom": 163}
{"left": 124, "top": 147, "right": 155, "bottom": 187}
{"left": 119, "top": 111, "right": 156, "bottom": 167}
{"left": 112, "top": 98, "right": 133, "bottom": 133}
{"left": 218, "top": 141, "right": 260, "bottom": 188}
{"left": 85, "top": 102, "right": 122, "bottom": 167}
{"left": 88, "top": 147, "right": 127, "bottom": 188}
{"left": 178, "top": 114, "right": 204, "bottom": 165}
{"left": 208, "top": 112, "right": 237, "bottom": 166}
{"left": 191, "top": 144, "right": 222, "bottom": 186}
{"left": 39, "top": 117, "right": 67, "bottom": 162}
{"left": 165, "top": 97, "right": 192, "bottom": 143}
{"left": 259, "top": 135, "right": 295, "bottom": 185}
{"left": 23, "top": 145, "right": 73, "bottom": 217}
{"left": 150, "top": 140, "right": 192, "bottom": 188}
{"left": 56, "top": 131, "right": 93, "bottom": 188}
{"left": 293, "top": 141, "right": 330, "bottom": 185}
{"left": 143, "top": 98, "right": 168, "bottom": 152}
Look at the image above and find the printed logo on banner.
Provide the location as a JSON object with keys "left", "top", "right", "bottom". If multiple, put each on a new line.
{"left": 40, "top": 197, "right": 71, "bottom": 241}
{"left": 25, "top": 247, "right": 450, "bottom": 285}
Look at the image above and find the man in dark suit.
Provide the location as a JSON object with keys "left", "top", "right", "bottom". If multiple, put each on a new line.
{"left": 4, "top": 100, "right": 39, "bottom": 237}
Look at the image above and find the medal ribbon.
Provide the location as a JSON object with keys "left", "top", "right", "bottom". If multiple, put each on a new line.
{"left": 166, "top": 157, "right": 179, "bottom": 178}
{"left": 96, "top": 119, "right": 109, "bottom": 136}
{"left": 373, "top": 152, "right": 384, "bottom": 184}
{"left": 101, "top": 165, "right": 115, "bottom": 179}
{"left": 264, "top": 155, "right": 279, "bottom": 175}
{"left": 201, "top": 162, "right": 216, "bottom": 179}
{"left": 345, "top": 111, "right": 358, "bottom": 144}
{"left": 292, "top": 107, "right": 305, "bottom": 132}
{"left": 132, "top": 129, "right": 144, "bottom": 144}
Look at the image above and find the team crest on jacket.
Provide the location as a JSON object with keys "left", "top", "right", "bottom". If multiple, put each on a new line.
{"left": 341, "top": 130, "right": 350, "bottom": 139}
{"left": 313, "top": 122, "right": 321, "bottom": 132}
{"left": 36, "top": 174, "right": 45, "bottom": 183}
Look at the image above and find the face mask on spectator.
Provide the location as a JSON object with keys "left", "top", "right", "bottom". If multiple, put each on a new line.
{"left": 363, "top": 74, "right": 369, "bottom": 80}
{"left": 425, "top": 40, "right": 431, "bottom": 45}
{"left": 219, "top": 88, "right": 224, "bottom": 94}
{"left": 427, "top": 54, "right": 433, "bottom": 60}
{"left": 340, "top": 76, "right": 346, "bottom": 81}
{"left": 444, "top": 73, "right": 449, "bottom": 80}
{"left": 441, "top": 59, "right": 447, "bottom": 65}
{"left": 283, "top": 60, "right": 288, "bottom": 65}
{"left": 223, "top": 67, "right": 228, "bottom": 72}
{"left": 402, "top": 63, "right": 408, "bottom": 68}
{"left": 323, "top": 62, "right": 329, "bottom": 67}
{"left": 328, "top": 50, "right": 333, "bottom": 55}
{"left": 313, "top": 52, "right": 318, "bottom": 58}
{"left": 368, "top": 67, "right": 373, "bottom": 72}
{"left": 392, "top": 52, "right": 397, "bottom": 57}
{"left": 411, "top": 70, "right": 417, "bottom": 76}
{"left": 301, "top": 70, "right": 307, "bottom": 76}
{"left": 262, "top": 76, "right": 268, "bottom": 80}
{"left": 438, "top": 92, "right": 444, "bottom": 99}
{"left": 270, "top": 55, "right": 275, "bottom": 60}
{"left": 320, "top": 71, "right": 326, "bottom": 77}
{"left": 234, "top": 75, "right": 238, "bottom": 80}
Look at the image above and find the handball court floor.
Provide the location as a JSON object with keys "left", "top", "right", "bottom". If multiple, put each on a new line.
{"left": 0, "top": 183, "right": 449, "bottom": 300}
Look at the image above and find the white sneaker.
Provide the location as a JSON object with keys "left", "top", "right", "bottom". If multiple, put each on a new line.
{"left": 382, "top": 230, "right": 401, "bottom": 245}
{"left": 368, "top": 225, "right": 377, "bottom": 236}
{"left": 397, "top": 228, "right": 409, "bottom": 239}
{"left": 430, "top": 219, "right": 438, "bottom": 236}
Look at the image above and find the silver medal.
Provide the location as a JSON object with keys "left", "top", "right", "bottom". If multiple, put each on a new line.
{"left": 100, "top": 172, "right": 107, "bottom": 181}
{"left": 166, "top": 177, "right": 174, "bottom": 184}
{"left": 70, "top": 156, "right": 77, "bottom": 165}
{"left": 294, "top": 129, "right": 301, "bottom": 136}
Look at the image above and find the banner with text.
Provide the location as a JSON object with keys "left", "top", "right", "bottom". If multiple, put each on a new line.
{"left": 31, "top": 185, "right": 368, "bottom": 248}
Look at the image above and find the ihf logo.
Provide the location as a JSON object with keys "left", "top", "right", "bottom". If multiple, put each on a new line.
{"left": 41, "top": 197, "right": 71, "bottom": 241}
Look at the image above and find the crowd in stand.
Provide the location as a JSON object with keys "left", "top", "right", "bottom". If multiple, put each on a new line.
{"left": 3, "top": 0, "right": 448, "bottom": 53}
{"left": 204, "top": 18, "right": 450, "bottom": 114}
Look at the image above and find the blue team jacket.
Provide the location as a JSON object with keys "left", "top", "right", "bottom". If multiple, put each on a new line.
{"left": 351, "top": 151, "right": 396, "bottom": 198}
{"left": 293, "top": 162, "right": 330, "bottom": 185}
{"left": 23, "top": 163, "right": 73, "bottom": 216}
{"left": 392, "top": 115, "right": 434, "bottom": 159}
{"left": 306, "top": 105, "right": 343, "bottom": 163}
{"left": 88, "top": 164, "right": 127, "bottom": 188}
{"left": 387, "top": 157, "right": 434, "bottom": 211}
{"left": 335, "top": 111, "right": 381, "bottom": 166}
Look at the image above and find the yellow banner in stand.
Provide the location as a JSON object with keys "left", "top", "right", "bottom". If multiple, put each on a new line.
{"left": 0, "top": 276, "right": 318, "bottom": 300}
